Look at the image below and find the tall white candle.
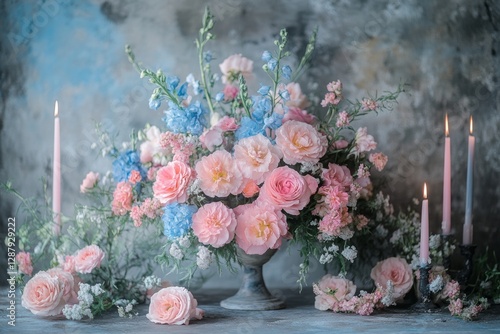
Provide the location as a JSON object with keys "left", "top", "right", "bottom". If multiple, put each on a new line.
{"left": 442, "top": 114, "right": 451, "bottom": 235}
{"left": 463, "top": 116, "right": 474, "bottom": 245}
{"left": 52, "top": 101, "right": 61, "bottom": 236}
{"left": 420, "top": 183, "right": 429, "bottom": 266}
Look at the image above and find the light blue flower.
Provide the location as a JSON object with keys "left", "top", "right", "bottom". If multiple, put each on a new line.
{"left": 163, "top": 101, "right": 208, "bottom": 135}
{"left": 258, "top": 85, "right": 271, "bottom": 96}
{"left": 235, "top": 116, "right": 265, "bottom": 140}
{"left": 112, "top": 150, "right": 146, "bottom": 183}
{"left": 149, "top": 94, "right": 162, "bottom": 110}
{"left": 267, "top": 58, "right": 278, "bottom": 71}
{"left": 215, "top": 92, "right": 224, "bottom": 102}
{"left": 279, "top": 89, "right": 290, "bottom": 101}
{"left": 162, "top": 203, "right": 197, "bottom": 240}
{"left": 282, "top": 65, "right": 292, "bottom": 79}
{"left": 177, "top": 82, "right": 188, "bottom": 99}
{"left": 203, "top": 51, "right": 214, "bottom": 63}
{"left": 262, "top": 50, "right": 272, "bottom": 62}
{"left": 167, "top": 76, "right": 180, "bottom": 91}
{"left": 264, "top": 113, "right": 283, "bottom": 130}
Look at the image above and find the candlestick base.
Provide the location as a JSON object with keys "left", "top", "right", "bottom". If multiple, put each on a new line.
{"left": 440, "top": 234, "right": 455, "bottom": 270}
{"left": 457, "top": 244, "right": 476, "bottom": 287}
{"left": 411, "top": 264, "right": 438, "bottom": 312}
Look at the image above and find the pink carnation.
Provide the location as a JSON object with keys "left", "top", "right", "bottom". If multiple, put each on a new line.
{"left": 369, "top": 152, "right": 388, "bottom": 171}
{"left": 283, "top": 107, "right": 316, "bottom": 124}
{"left": 321, "top": 163, "right": 353, "bottom": 190}
{"left": 275, "top": 120, "right": 327, "bottom": 165}
{"left": 47, "top": 268, "right": 78, "bottom": 305}
{"left": 370, "top": 257, "right": 413, "bottom": 300}
{"left": 336, "top": 111, "right": 350, "bottom": 128}
{"left": 112, "top": 181, "right": 133, "bottom": 215}
{"left": 259, "top": 166, "right": 317, "bottom": 215}
{"left": 128, "top": 170, "right": 142, "bottom": 184}
{"left": 80, "top": 171, "right": 99, "bottom": 193}
{"left": 353, "top": 127, "right": 377, "bottom": 155}
{"left": 216, "top": 116, "right": 239, "bottom": 131}
{"left": 130, "top": 205, "right": 143, "bottom": 227}
{"left": 153, "top": 161, "right": 193, "bottom": 204}
{"left": 234, "top": 134, "right": 282, "bottom": 185}
{"left": 223, "top": 84, "right": 239, "bottom": 101}
{"left": 21, "top": 271, "right": 66, "bottom": 316}
{"left": 361, "top": 98, "right": 377, "bottom": 111}
{"left": 192, "top": 202, "right": 237, "bottom": 248}
{"left": 74, "top": 245, "right": 105, "bottom": 274}
{"left": 16, "top": 252, "right": 33, "bottom": 276}
{"left": 318, "top": 207, "right": 352, "bottom": 236}
{"left": 147, "top": 287, "right": 204, "bottom": 325}
{"left": 61, "top": 255, "right": 76, "bottom": 274}
{"left": 219, "top": 54, "right": 253, "bottom": 84}
{"left": 235, "top": 201, "right": 288, "bottom": 255}
{"left": 195, "top": 150, "right": 242, "bottom": 198}
{"left": 319, "top": 185, "right": 349, "bottom": 210}
{"left": 314, "top": 275, "right": 356, "bottom": 311}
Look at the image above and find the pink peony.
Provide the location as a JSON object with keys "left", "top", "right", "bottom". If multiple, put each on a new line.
{"left": 353, "top": 127, "right": 377, "bottom": 155}
{"left": 47, "top": 268, "right": 78, "bottom": 305}
{"left": 80, "top": 171, "right": 99, "bottom": 193}
{"left": 314, "top": 275, "right": 357, "bottom": 311}
{"left": 195, "top": 150, "right": 242, "bottom": 198}
{"left": 235, "top": 201, "right": 288, "bottom": 255}
{"left": 370, "top": 257, "right": 413, "bottom": 300}
{"left": 153, "top": 161, "right": 193, "bottom": 204}
{"left": 259, "top": 166, "right": 317, "bottom": 215}
{"left": 21, "top": 271, "right": 66, "bottom": 316}
{"left": 275, "top": 120, "right": 327, "bottom": 165}
{"left": 283, "top": 82, "right": 309, "bottom": 109}
{"left": 223, "top": 84, "right": 239, "bottom": 101}
{"left": 234, "top": 134, "right": 282, "bottom": 185}
{"left": 216, "top": 116, "right": 239, "bottom": 131}
{"left": 16, "top": 252, "right": 33, "bottom": 276}
{"left": 147, "top": 287, "right": 204, "bottom": 325}
{"left": 242, "top": 179, "right": 260, "bottom": 198}
{"left": 283, "top": 107, "right": 316, "bottom": 124}
{"left": 369, "top": 152, "right": 388, "bottom": 171}
{"left": 192, "top": 202, "right": 237, "bottom": 248}
{"left": 74, "top": 245, "right": 105, "bottom": 274}
{"left": 112, "top": 181, "right": 133, "bottom": 216}
{"left": 140, "top": 126, "right": 171, "bottom": 165}
{"left": 128, "top": 170, "right": 142, "bottom": 184}
{"left": 321, "top": 163, "right": 353, "bottom": 190}
{"left": 219, "top": 54, "right": 253, "bottom": 84}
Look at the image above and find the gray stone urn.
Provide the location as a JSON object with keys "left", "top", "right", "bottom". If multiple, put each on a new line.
{"left": 220, "top": 247, "right": 285, "bottom": 310}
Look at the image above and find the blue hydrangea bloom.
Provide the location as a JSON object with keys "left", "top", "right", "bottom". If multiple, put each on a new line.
{"left": 264, "top": 113, "right": 283, "bottom": 130}
{"left": 163, "top": 101, "right": 208, "bottom": 135}
{"left": 261, "top": 50, "right": 272, "bottom": 62}
{"left": 235, "top": 116, "right": 265, "bottom": 140}
{"left": 112, "top": 150, "right": 146, "bottom": 183}
{"left": 282, "top": 65, "right": 292, "bottom": 79}
{"left": 167, "top": 76, "right": 180, "bottom": 91}
{"left": 257, "top": 85, "right": 271, "bottom": 96}
{"left": 267, "top": 58, "right": 278, "bottom": 71}
{"left": 215, "top": 92, "right": 224, "bottom": 102}
{"left": 162, "top": 203, "right": 197, "bottom": 240}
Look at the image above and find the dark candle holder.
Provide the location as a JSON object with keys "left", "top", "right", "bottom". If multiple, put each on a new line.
{"left": 457, "top": 244, "right": 476, "bottom": 287}
{"left": 411, "top": 264, "right": 437, "bottom": 311}
{"left": 440, "top": 234, "right": 454, "bottom": 270}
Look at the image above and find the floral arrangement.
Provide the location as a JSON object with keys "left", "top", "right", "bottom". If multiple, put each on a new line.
{"left": 4, "top": 7, "right": 497, "bottom": 325}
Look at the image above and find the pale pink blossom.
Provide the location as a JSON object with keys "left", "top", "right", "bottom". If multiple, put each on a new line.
{"left": 47, "top": 268, "right": 78, "bottom": 305}
{"left": 235, "top": 201, "right": 288, "bottom": 255}
{"left": 195, "top": 150, "right": 243, "bottom": 197}
{"left": 147, "top": 287, "right": 204, "bottom": 325}
{"left": 333, "top": 139, "right": 349, "bottom": 149}
{"left": 219, "top": 54, "right": 253, "bottom": 84}
{"left": 443, "top": 280, "right": 461, "bottom": 300}
{"left": 321, "top": 92, "right": 341, "bottom": 107}
{"left": 234, "top": 134, "right": 282, "bottom": 185}
{"left": 153, "top": 161, "right": 193, "bottom": 204}
{"left": 370, "top": 257, "right": 413, "bottom": 300}
{"left": 275, "top": 120, "right": 327, "bottom": 165}
{"left": 112, "top": 181, "right": 133, "bottom": 215}
{"left": 314, "top": 275, "right": 356, "bottom": 311}
{"left": 192, "top": 202, "right": 237, "bottom": 248}
{"left": 283, "top": 107, "right": 316, "bottom": 124}
{"left": 369, "top": 152, "right": 388, "bottom": 171}
{"left": 355, "top": 214, "right": 370, "bottom": 230}
{"left": 319, "top": 185, "right": 349, "bottom": 210}
{"left": 353, "top": 127, "right": 377, "bottom": 155}
{"left": 259, "top": 166, "right": 317, "bottom": 215}
{"left": 361, "top": 98, "right": 377, "bottom": 111}
{"left": 80, "top": 171, "right": 99, "bottom": 193}
{"left": 128, "top": 170, "right": 142, "bottom": 184}
{"left": 16, "top": 252, "right": 33, "bottom": 276}
{"left": 21, "top": 271, "right": 66, "bottom": 316}
{"left": 318, "top": 207, "right": 352, "bottom": 236}
{"left": 241, "top": 179, "right": 260, "bottom": 198}
{"left": 147, "top": 167, "right": 159, "bottom": 181}
{"left": 327, "top": 80, "right": 342, "bottom": 94}
{"left": 223, "top": 84, "right": 239, "bottom": 101}
{"left": 448, "top": 298, "right": 464, "bottom": 316}
{"left": 200, "top": 128, "right": 223, "bottom": 151}
{"left": 62, "top": 255, "right": 76, "bottom": 274}
{"left": 283, "top": 82, "right": 310, "bottom": 109}
{"left": 141, "top": 197, "right": 162, "bottom": 219}
{"left": 216, "top": 116, "right": 239, "bottom": 131}
{"left": 74, "top": 245, "right": 105, "bottom": 274}
{"left": 130, "top": 206, "right": 143, "bottom": 227}
{"left": 321, "top": 163, "right": 353, "bottom": 190}
{"left": 140, "top": 126, "right": 170, "bottom": 165}
{"left": 336, "top": 111, "right": 350, "bottom": 128}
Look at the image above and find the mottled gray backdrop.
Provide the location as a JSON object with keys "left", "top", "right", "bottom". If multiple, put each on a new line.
{"left": 1, "top": 0, "right": 499, "bottom": 288}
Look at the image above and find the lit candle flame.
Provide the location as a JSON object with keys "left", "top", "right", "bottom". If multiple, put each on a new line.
{"left": 423, "top": 183, "right": 427, "bottom": 199}
{"left": 54, "top": 100, "right": 59, "bottom": 117}
{"left": 445, "top": 113, "right": 449, "bottom": 136}
{"left": 469, "top": 115, "right": 473, "bottom": 135}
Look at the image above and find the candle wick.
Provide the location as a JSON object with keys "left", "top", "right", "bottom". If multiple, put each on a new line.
{"left": 54, "top": 101, "right": 59, "bottom": 117}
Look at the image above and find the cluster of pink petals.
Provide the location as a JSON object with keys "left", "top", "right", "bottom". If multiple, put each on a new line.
{"left": 235, "top": 201, "right": 288, "bottom": 255}
{"left": 46, "top": 268, "right": 79, "bottom": 305}
{"left": 80, "top": 171, "right": 99, "bottom": 193}
{"left": 128, "top": 170, "right": 142, "bottom": 184}
{"left": 192, "top": 202, "right": 237, "bottom": 248}
{"left": 335, "top": 111, "right": 350, "bottom": 128}
{"left": 361, "top": 98, "right": 378, "bottom": 111}
{"left": 219, "top": 54, "right": 253, "bottom": 84}
{"left": 195, "top": 150, "right": 242, "bottom": 198}
{"left": 322, "top": 164, "right": 353, "bottom": 190}
{"left": 353, "top": 127, "right": 377, "bottom": 155}
{"left": 241, "top": 179, "right": 260, "bottom": 198}
{"left": 153, "top": 161, "right": 193, "bottom": 204}
{"left": 130, "top": 197, "right": 163, "bottom": 227}
{"left": 284, "top": 82, "right": 310, "bottom": 109}
{"left": 147, "top": 287, "right": 204, "bottom": 325}
{"left": 283, "top": 107, "right": 316, "bottom": 125}
{"left": 200, "top": 116, "right": 238, "bottom": 151}
{"left": 16, "top": 251, "right": 33, "bottom": 276}
{"left": 61, "top": 255, "right": 76, "bottom": 274}
{"left": 259, "top": 166, "right": 318, "bottom": 215}
{"left": 112, "top": 181, "right": 133, "bottom": 216}
{"left": 370, "top": 257, "right": 413, "bottom": 300}
{"left": 355, "top": 214, "right": 370, "bottom": 230}
{"left": 317, "top": 207, "right": 352, "bottom": 236}
{"left": 73, "top": 245, "right": 105, "bottom": 274}
{"left": 321, "top": 80, "right": 343, "bottom": 107}
{"left": 159, "top": 131, "right": 195, "bottom": 164}
{"left": 140, "top": 126, "right": 171, "bottom": 165}
{"left": 275, "top": 120, "right": 327, "bottom": 165}
{"left": 369, "top": 152, "right": 388, "bottom": 171}
{"left": 223, "top": 84, "right": 239, "bottom": 101}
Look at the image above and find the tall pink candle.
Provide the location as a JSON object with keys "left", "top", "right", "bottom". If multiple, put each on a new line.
{"left": 442, "top": 114, "right": 451, "bottom": 235}
{"left": 420, "top": 183, "right": 429, "bottom": 266}
{"left": 463, "top": 116, "right": 474, "bottom": 245}
{"left": 52, "top": 101, "right": 61, "bottom": 235}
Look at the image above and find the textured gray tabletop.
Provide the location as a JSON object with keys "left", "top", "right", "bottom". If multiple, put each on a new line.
{"left": 1, "top": 288, "right": 499, "bottom": 334}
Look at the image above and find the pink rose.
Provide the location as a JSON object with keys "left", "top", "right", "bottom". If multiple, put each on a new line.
{"left": 241, "top": 179, "right": 260, "bottom": 198}
{"left": 21, "top": 271, "right": 66, "bottom": 316}
{"left": 153, "top": 161, "right": 193, "bottom": 204}
{"left": 112, "top": 181, "right": 133, "bottom": 216}
{"left": 47, "top": 268, "right": 78, "bottom": 305}
{"left": 195, "top": 150, "right": 242, "bottom": 198}
{"left": 62, "top": 255, "right": 76, "bottom": 274}
{"left": 353, "top": 127, "right": 377, "bottom": 155}
{"left": 74, "top": 245, "right": 105, "bottom": 274}
{"left": 370, "top": 257, "right": 413, "bottom": 300}
{"left": 283, "top": 107, "right": 316, "bottom": 124}
{"left": 147, "top": 287, "right": 204, "bottom": 325}
{"left": 140, "top": 126, "right": 170, "bottom": 165}
{"left": 223, "top": 84, "right": 239, "bottom": 101}
{"left": 217, "top": 116, "right": 239, "bottom": 131}
{"left": 16, "top": 252, "right": 33, "bottom": 276}
{"left": 234, "top": 134, "right": 282, "bottom": 185}
{"left": 321, "top": 163, "right": 353, "bottom": 190}
{"left": 333, "top": 139, "right": 349, "bottom": 149}
{"left": 369, "top": 152, "right": 388, "bottom": 171}
{"left": 192, "top": 202, "right": 237, "bottom": 248}
{"left": 235, "top": 201, "right": 288, "bottom": 255}
{"left": 314, "top": 275, "right": 356, "bottom": 311}
{"left": 275, "top": 120, "right": 327, "bottom": 165}
{"left": 259, "top": 166, "right": 317, "bottom": 215}
{"left": 80, "top": 171, "right": 99, "bottom": 193}
{"left": 219, "top": 54, "right": 253, "bottom": 84}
